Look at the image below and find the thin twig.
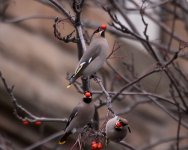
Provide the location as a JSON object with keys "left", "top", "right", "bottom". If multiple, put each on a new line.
{"left": 0, "top": 71, "right": 68, "bottom": 123}
{"left": 176, "top": 104, "right": 182, "bottom": 150}
{"left": 95, "top": 77, "right": 115, "bottom": 115}
{"left": 119, "top": 141, "right": 136, "bottom": 150}
{"left": 2, "top": 15, "right": 57, "bottom": 23}
{"left": 53, "top": 17, "right": 77, "bottom": 43}
{"left": 139, "top": 135, "right": 188, "bottom": 150}
{"left": 130, "top": 0, "right": 186, "bottom": 42}
{"left": 24, "top": 130, "right": 65, "bottom": 150}
{"left": 47, "top": 0, "right": 75, "bottom": 24}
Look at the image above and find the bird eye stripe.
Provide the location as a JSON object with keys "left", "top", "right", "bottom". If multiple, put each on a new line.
{"left": 93, "top": 27, "right": 100, "bottom": 33}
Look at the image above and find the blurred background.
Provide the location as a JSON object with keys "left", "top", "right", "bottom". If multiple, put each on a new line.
{"left": 0, "top": 0, "right": 188, "bottom": 150}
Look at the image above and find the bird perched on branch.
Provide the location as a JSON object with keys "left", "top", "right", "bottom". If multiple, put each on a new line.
{"left": 67, "top": 24, "right": 109, "bottom": 88}
{"left": 59, "top": 91, "right": 95, "bottom": 144}
{"left": 105, "top": 116, "right": 131, "bottom": 143}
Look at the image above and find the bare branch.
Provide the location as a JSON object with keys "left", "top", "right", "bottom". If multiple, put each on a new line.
{"left": 1, "top": 15, "right": 57, "bottom": 23}
{"left": 119, "top": 141, "right": 136, "bottom": 150}
{"left": 106, "top": 40, "right": 121, "bottom": 59}
{"left": 0, "top": 71, "right": 68, "bottom": 124}
{"left": 94, "top": 77, "right": 115, "bottom": 115}
{"left": 130, "top": 0, "right": 186, "bottom": 42}
{"left": 53, "top": 17, "right": 78, "bottom": 43}
{"left": 139, "top": 135, "right": 188, "bottom": 150}
{"left": 47, "top": 0, "right": 75, "bottom": 24}
{"left": 24, "top": 130, "right": 65, "bottom": 150}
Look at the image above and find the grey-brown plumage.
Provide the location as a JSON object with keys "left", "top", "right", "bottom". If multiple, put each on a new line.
{"left": 59, "top": 97, "right": 95, "bottom": 144}
{"left": 68, "top": 25, "right": 109, "bottom": 86}
{"left": 106, "top": 116, "right": 130, "bottom": 142}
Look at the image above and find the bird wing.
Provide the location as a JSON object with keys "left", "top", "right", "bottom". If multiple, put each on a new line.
{"left": 73, "top": 44, "right": 101, "bottom": 77}
{"left": 65, "top": 106, "right": 79, "bottom": 129}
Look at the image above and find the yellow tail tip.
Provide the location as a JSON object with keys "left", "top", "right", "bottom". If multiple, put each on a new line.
{"left": 66, "top": 84, "right": 71, "bottom": 88}
{"left": 59, "top": 141, "right": 66, "bottom": 144}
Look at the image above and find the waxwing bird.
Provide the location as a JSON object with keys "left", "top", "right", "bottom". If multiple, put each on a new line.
{"left": 105, "top": 116, "right": 131, "bottom": 143}
{"left": 59, "top": 92, "right": 95, "bottom": 144}
{"left": 67, "top": 24, "right": 109, "bottom": 88}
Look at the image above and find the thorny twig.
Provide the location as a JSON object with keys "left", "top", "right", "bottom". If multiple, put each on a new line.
{"left": 53, "top": 17, "right": 77, "bottom": 43}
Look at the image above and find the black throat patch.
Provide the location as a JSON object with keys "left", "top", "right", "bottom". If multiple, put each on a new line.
{"left": 101, "top": 31, "right": 105, "bottom": 37}
{"left": 115, "top": 128, "right": 122, "bottom": 131}
{"left": 83, "top": 97, "right": 92, "bottom": 103}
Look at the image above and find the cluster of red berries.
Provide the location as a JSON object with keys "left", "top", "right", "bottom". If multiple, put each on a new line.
{"left": 22, "top": 120, "right": 42, "bottom": 126}
{"left": 91, "top": 141, "right": 103, "bottom": 150}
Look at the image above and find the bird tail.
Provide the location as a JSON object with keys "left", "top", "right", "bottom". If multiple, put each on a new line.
{"left": 59, "top": 132, "right": 71, "bottom": 144}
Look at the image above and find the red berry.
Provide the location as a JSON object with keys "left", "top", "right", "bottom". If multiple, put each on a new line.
{"left": 22, "top": 120, "right": 29, "bottom": 125}
{"left": 101, "top": 24, "right": 107, "bottom": 30}
{"left": 35, "top": 121, "right": 42, "bottom": 126}
{"left": 91, "top": 143, "right": 98, "bottom": 150}
{"left": 97, "top": 143, "right": 103, "bottom": 149}
{"left": 85, "top": 91, "right": 91, "bottom": 98}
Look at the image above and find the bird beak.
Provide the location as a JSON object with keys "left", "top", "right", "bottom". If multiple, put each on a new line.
{"left": 67, "top": 84, "right": 71, "bottom": 88}
{"left": 114, "top": 126, "right": 123, "bottom": 130}
{"left": 127, "top": 125, "right": 131, "bottom": 133}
